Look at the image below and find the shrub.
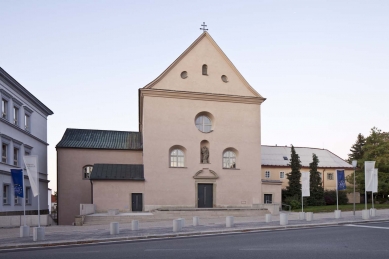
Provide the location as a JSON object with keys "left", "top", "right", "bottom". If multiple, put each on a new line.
{"left": 285, "top": 195, "right": 301, "bottom": 210}
{"left": 324, "top": 190, "right": 348, "bottom": 205}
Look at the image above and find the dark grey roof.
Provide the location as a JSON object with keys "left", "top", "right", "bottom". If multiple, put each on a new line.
{"left": 90, "top": 164, "right": 144, "bottom": 180}
{"left": 56, "top": 128, "right": 142, "bottom": 150}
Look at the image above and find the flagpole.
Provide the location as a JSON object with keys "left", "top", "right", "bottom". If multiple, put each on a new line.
{"left": 38, "top": 175, "right": 40, "bottom": 228}
{"left": 23, "top": 170, "right": 26, "bottom": 226}
{"left": 336, "top": 170, "right": 339, "bottom": 211}
{"left": 301, "top": 191, "right": 303, "bottom": 213}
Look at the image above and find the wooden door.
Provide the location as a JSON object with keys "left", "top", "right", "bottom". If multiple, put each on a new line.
{"left": 131, "top": 193, "right": 143, "bottom": 211}
{"left": 198, "top": 184, "right": 213, "bottom": 208}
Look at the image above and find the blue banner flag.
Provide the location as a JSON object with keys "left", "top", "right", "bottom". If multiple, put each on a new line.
{"left": 10, "top": 169, "right": 24, "bottom": 198}
{"left": 337, "top": 170, "right": 346, "bottom": 191}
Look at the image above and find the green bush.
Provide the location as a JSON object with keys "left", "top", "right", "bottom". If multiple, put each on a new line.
{"left": 285, "top": 195, "right": 301, "bottom": 210}
{"left": 324, "top": 190, "right": 348, "bottom": 205}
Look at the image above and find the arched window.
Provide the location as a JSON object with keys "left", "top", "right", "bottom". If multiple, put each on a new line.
{"left": 170, "top": 149, "right": 185, "bottom": 167}
{"left": 202, "top": 64, "right": 208, "bottom": 75}
{"left": 83, "top": 165, "right": 93, "bottom": 179}
{"left": 223, "top": 151, "right": 236, "bottom": 168}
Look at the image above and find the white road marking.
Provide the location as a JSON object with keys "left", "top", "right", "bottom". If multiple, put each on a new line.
{"left": 346, "top": 224, "right": 389, "bottom": 230}
{"left": 145, "top": 249, "right": 191, "bottom": 251}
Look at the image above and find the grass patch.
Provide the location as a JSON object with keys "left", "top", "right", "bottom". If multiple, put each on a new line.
{"left": 291, "top": 203, "right": 389, "bottom": 213}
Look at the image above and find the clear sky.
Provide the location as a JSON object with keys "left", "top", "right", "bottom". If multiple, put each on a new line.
{"left": 1, "top": 1, "right": 388, "bottom": 192}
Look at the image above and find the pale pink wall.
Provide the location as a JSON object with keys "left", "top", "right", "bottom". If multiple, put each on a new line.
{"left": 93, "top": 181, "right": 145, "bottom": 212}
{"left": 57, "top": 148, "right": 142, "bottom": 225}
{"left": 142, "top": 96, "right": 262, "bottom": 210}
{"left": 261, "top": 184, "right": 282, "bottom": 204}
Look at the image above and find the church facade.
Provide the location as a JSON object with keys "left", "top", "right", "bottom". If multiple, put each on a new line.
{"left": 56, "top": 32, "right": 275, "bottom": 225}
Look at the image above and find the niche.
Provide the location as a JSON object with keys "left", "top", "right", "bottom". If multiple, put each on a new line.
{"left": 200, "top": 140, "right": 210, "bottom": 163}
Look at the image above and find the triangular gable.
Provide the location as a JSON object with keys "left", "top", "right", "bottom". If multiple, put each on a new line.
{"left": 143, "top": 32, "right": 263, "bottom": 98}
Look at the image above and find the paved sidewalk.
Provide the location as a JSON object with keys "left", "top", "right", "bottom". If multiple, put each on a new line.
{"left": 0, "top": 209, "right": 388, "bottom": 250}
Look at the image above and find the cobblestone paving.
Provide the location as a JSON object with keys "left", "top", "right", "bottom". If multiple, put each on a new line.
{"left": 0, "top": 209, "right": 388, "bottom": 248}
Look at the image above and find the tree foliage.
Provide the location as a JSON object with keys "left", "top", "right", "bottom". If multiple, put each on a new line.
{"left": 307, "top": 153, "right": 325, "bottom": 206}
{"left": 347, "top": 133, "right": 365, "bottom": 163}
{"left": 346, "top": 127, "right": 389, "bottom": 199}
{"left": 286, "top": 145, "right": 302, "bottom": 198}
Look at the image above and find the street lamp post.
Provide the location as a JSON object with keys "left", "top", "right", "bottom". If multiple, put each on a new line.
{"left": 352, "top": 160, "right": 357, "bottom": 216}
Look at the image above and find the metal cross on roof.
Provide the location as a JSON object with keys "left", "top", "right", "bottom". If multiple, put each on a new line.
{"left": 200, "top": 22, "right": 208, "bottom": 32}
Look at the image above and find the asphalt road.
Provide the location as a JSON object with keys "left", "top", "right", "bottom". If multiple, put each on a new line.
{"left": 1, "top": 222, "right": 389, "bottom": 259}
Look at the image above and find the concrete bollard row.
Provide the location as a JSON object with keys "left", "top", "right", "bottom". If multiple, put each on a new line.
{"left": 265, "top": 214, "right": 272, "bottom": 223}
{"left": 226, "top": 216, "right": 234, "bottom": 228}
{"left": 280, "top": 213, "right": 288, "bottom": 226}
{"left": 193, "top": 216, "right": 199, "bottom": 226}
{"left": 370, "top": 208, "right": 376, "bottom": 217}
{"left": 110, "top": 222, "right": 119, "bottom": 235}
{"left": 334, "top": 210, "right": 341, "bottom": 219}
{"left": 132, "top": 220, "right": 139, "bottom": 231}
{"left": 299, "top": 212, "right": 305, "bottom": 220}
{"left": 33, "top": 227, "right": 45, "bottom": 241}
{"left": 306, "top": 212, "right": 313, "bottom": 222}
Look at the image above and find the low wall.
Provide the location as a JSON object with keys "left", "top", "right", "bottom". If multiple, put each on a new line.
{"left": 0, "top": 215, "right": 52, "bottom": 228}
{"left": 80, "top": 204, "right": 95, "bottom": 215}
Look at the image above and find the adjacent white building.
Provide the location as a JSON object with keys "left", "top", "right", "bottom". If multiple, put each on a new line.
{"left": 0, "top": 67, "right": 53, "bottom": 216}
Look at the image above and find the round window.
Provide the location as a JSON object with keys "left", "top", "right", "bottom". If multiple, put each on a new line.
{"left": 195, "top": 115, "right": 212, "bottom": 133}
{"left": 181, "top": 71, "right": 188, "bottom": 79}
{"left": 221, "top": 75, "right": 228, "bottom": 83}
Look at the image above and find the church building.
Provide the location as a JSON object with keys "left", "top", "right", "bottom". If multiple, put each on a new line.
{"left": 57, "top": 31, "right": 274, "bottom": 225}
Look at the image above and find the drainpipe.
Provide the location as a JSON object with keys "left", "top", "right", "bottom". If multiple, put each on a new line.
{"left": 322, "top": 169, "right": 325, "bottom": 189}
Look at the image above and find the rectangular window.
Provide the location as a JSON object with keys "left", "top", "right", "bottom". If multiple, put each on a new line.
{"left": 24, "top": 114, "right": 30, "bottom": 131}
{"left": 25, "top": 187, "right": 31, "bottom": 205}
{"left": 1, "top": 99, "right": 7, "bottom": 119}
{"left": 280, "top": 172, "right": 285, "bottom": 179}
{"left": 2, "top": 143, "right": 7, "bottom": 163}
{"left": 14, "top": 195, "right": 20, "bottom": 205}
{"left": 13, "top": 107, "right": 19, "bottom": 125}
{"left": 319, "top": 172, "right": 322, "bottom": 178}
{"left": 264, "top": 194, "right": 272, "bottom": 204}
{"left": 13, "top": 148, "right": 19, "bottom": 166}
{"left": 3, "top": 184, "right": 10, "bottom": 205}
{"left": 265, "top": 171, "right": 270, "bottom": 178}
{"left": 327, "top": 173, "right": 334, "bottom": 180}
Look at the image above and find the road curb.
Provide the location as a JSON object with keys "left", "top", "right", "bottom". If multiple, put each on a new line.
{"left": 1, "top": 218, "right": 388, "bottom": 251}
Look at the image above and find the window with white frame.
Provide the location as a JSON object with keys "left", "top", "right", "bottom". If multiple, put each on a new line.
{"left": 319, "top": 172, "right": 322, "bottom": 178}
{"left": 195, "top": 115, "right": 212, "bottom": 133}
{"left": 280, "top": 171, "right": 285, "bottom": 179}
{"left": 327, "top": 173, "right": 334, "bottom": 180}
{"left": 3, "top": 184, "right": 10, "bottom": 205}
{"left": 13, "top": 147, "right": 19, "bottom": 166}
{"left": 24, "top": 113, "right": 30, "bottom": 132}
{"left": 265, "top": 171, "right": 270, "bottom": 178}
{"left": 2, "top": 143, "right": 8, "bottom": 163}
{"left": 13, "top": 106, "right": 19, "bottom": 125}
{"left": 223, "top": 151, "right": 236, "bottom": 168}
{"left": 83, "top": 166, "right": 93, "bottom": 179}
{"left": 25, "top": 187, "right": 31, "bottom": 205}
{"left": 1, "top": 99, "right": 8, "bottom": 119}
{"left": 14, "top": 195, "right": 20, "bottom": 205}
{"left": 170, "top": 149, "right": 185, "bottom": 167}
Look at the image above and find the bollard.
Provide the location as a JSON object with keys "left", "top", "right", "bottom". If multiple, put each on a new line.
{"left": 132, "top": 220, "right": 139, "bottom": 231}
{"left": 370, "top": 208, "right": 376, "bottom": 217}
{"left": 299, "top": 212, "right": 305, "bottom": 220}
{"left": 20, "top": 226, "right": 30, "bottom": 238}
{"left": 179, "top": 218, "right": 185, "bottom": 228}
{"left": 265, "top": 214, "right": 272, "bottom": 223}
{"left": 226, "top": 216, "right": 234, "bottom": 228}
{"left": 362, "top": 209, "right": 370, "bottom": 220}
{"left": 280, "top": 213, "right": 288, "bottom": 226}
{"left": 33, "top": 227, "right": 45, "bottom": 241}
{"left": 110, "top": 222, "right": 119, "bottom": 235}
{"left": 173, "top": 219, "right": 182, "bottom": 232}
{"left": 334, "top": 210, "right": 341, "bottom": 219}
{"left": 306, "top": 212, "right": 313, "bottom": 222}
{"left": 193, "top": 216, "right": 199, "bottom": 226}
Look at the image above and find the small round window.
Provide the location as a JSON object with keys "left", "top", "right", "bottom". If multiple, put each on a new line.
{"left": 221, "top": 75, "right": 228, "bottom": 83}
{"left": 195, "top": 115, "right": 212, "bottom": 133}
{"left": 181, "top": 71, "right": 188, "bottom": 79}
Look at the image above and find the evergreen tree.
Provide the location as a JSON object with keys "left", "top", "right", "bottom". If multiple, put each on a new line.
{"left": 307, "top": 153, "right": 325, "bottom": 206}
{"left": 347, "top": 133, "right": 365, "bottom": 163}
{"left": 286, "top": 145, "right": 302, "bottom": 198}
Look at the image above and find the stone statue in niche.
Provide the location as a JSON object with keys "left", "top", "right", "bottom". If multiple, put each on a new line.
{"left": 201, "top": 146, "right": 209, "bottom": 163}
